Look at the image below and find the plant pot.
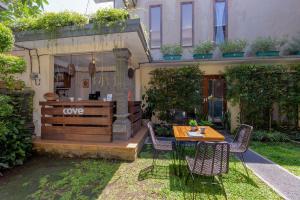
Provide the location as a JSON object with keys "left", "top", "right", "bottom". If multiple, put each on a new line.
{"left": 255, "top": 51, "right": 279, "bottom": 57}
{"left": 193, "top": 53, "right": 213, "bottom": 59}
{"left": 163, "top": 55, "right": 182, "bottom": 61}
{"left": 190, "top": 126, "right": 198, "bottom": 132}
{"left": 222, "top": 52, "right": 245, "bottom": 58}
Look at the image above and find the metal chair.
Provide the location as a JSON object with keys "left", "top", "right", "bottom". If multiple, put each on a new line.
{"left": 185, "top": 142, "right": 230, "bottom": 199}
{"left": 147, "top": 122, "right": 174, "bottom": 171}
{"left": 229, "top": 124, "right": 253, "bottom": 175}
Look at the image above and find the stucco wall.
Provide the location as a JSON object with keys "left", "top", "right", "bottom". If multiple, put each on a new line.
{"left": 118, "top": 0, "right": 300, "bottom": 60}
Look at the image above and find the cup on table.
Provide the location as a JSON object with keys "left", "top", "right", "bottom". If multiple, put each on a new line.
{"left": 200, "top": 127, "right": 206, "bottom": 134}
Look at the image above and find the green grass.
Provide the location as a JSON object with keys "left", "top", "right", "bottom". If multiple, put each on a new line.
{"left": 251, "top": 142, "right": 300, "bottom": 177}
{"left": 0, "top": 145, "right": 282, "bottom": 200}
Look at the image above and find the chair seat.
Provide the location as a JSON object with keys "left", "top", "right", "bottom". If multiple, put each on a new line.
{"left": 186, "top": 156, "right": 224, "bottom": 176}
{"left": 154, "top": 140, "right": 173, "bottom": 151}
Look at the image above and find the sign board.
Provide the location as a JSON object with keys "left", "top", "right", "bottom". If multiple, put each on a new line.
{"left": 63, "top": 108, "right": 84, "bottom": 115}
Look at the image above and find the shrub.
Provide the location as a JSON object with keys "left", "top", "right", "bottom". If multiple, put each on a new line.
{"left": 10, "top": 11, "right": 89, "bottom": 32}
{"left": 153, "top": 124, "right": 173, "bottom": 137}
{"left": 0, "top": 54, "right": 26, "bottom": 89}
{"left": 193, "top": 41, "right": 215, "bottom": 54}
{"left": 0, "top": 94, "right": 33, "bottom": 171}
{"left": 143, "top": 66, "right": 203, "bottom": 122}
{"left": 218, "top": 39, "right": 247, "bottom": 53}
{"left": 287, "top": 33, "right": 300, "bottom": 54}
{"left": 161, "top": 44, "right": 183, "bottom": 55}
{"left": 251, "top": 36, "right": 286, "bottom": 53}
{"left": 0, "top": 23, "right": 14, "bottom": 53}
{"left": 252, "top": 130, "right": 290, "bottom": 142}
{"left": 93, "top": 8, "right": 129, "bottom": 27}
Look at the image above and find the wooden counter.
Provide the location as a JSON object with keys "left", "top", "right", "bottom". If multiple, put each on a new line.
{"left": 40, "top": 100, "right": 114, "bottom": 143}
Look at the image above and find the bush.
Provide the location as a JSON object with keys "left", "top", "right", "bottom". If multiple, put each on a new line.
{"left": 153, "top": 124, "right": 173, "bottom": 137}
{"left": 193, "top": 41, "right": 215, "bottom": 54}
{"left": 143, "top": 66, "right": 203, "bottom": 122}
{"left": 0, "top": 94, "right": 33, "bottom": 171}
{"left": 10, "top": 11, "right": 89, "bottom": 32}
{"left": 251, "top": 36, "right": 286, "bottom": 53}
{"left": 252, "top": 130, "right": 290, "bottom": 142}
{"left": 287, "top": 33, "right": 300, "bottom": 54}
{"left": 0, "top": 54, "right": 26, "bottom": 89}
{"left": 93, "top": 8, "right": 129, "bottom": 27}
{"left": 218, "top": 39, "right": 247, "bottom": 53}
{"left": 0, "top": 23, "right": 14, "bottom": 53}
{"left": 161, "top": 44, "right": 183, "bottom": 55}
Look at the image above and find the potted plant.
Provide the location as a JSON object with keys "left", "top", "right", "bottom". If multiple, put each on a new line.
{"left": 251, "top": 37, "right": 286, "bottom": 57}
{"left": 189, "top": 119, "right": 198, "bottom": 132}
{"left": 161, "top": 44, "right": 183, "bottom": 60}
{"left": 193, "top": 41, "right": 215, "bottom": 59}
{"left": 287, "top": 33, "right": 300, "bottom": 56}
{"left": 219, "top": 39, "right": 247, "bottom": 58}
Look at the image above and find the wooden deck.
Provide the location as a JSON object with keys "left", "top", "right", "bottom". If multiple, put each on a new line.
{"left": 33, "top": 126, "right": 148, "bottom": 161}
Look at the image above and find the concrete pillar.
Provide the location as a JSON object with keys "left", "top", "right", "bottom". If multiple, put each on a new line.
{"left": 112, "top": 48, "right": 132, "bottom": 140}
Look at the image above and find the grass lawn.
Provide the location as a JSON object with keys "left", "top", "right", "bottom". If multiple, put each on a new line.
{"left": 0, "top": 145, "right": 281, "bottom": 200}
{"left": 251, "top": 142, "right": 300, "bottom": 177}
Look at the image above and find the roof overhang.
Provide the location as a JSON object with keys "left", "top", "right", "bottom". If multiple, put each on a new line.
{"left": 14, "top": 19, "right": 151, "bottom": 64}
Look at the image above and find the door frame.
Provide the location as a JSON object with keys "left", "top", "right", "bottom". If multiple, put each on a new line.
{"left": 202, "top": 75, "right": 227, "bottom": 121}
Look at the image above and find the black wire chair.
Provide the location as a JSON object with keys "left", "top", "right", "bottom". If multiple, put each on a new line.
{"left": 229, "top": 124, "right": 253, "bottom": 176}
{"left": 147, "top": 122, "right": 174, "bottom": 172}
{"left": 185, "top": 142, "right": 230, "bottom": 199}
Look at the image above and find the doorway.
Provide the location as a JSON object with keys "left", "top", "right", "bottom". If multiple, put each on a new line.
{"left": 203, "top": 75, "right": 226, "bottom": 123}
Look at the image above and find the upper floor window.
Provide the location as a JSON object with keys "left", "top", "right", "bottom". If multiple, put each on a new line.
{"left": 181, "top": 2, "right": 194, "bottom": 47}
{"left": 150, "top": 5, "right": 162, "bottom": 48}
{"left": 214, "top": 0, "right": 227, "bottom": 44}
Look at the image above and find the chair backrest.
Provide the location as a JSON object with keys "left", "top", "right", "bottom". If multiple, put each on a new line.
{"left": 147, "top": 122, "right": 158, "bottom": 148}
{"left": 233, "top": 124, "right": 253, "bottom": 152}
{"left": 193, "top": 142, "right": 230, "bottom": 176}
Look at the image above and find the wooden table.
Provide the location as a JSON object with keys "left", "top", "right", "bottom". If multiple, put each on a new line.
{"left": 173, "top": 126, "right": 225, "bottom": 142}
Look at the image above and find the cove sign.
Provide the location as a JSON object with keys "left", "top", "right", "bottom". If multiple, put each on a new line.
{"left": 63, "top": 108, "right": 84, "bottom": 115}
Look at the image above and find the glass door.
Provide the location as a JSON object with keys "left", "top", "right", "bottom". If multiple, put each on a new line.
{"left": 203, "top": 76, "right": 226, "bottom": 123}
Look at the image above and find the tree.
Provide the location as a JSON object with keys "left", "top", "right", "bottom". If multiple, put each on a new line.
{"left": 0, "top": 0, "right": 48, "bottom": 22}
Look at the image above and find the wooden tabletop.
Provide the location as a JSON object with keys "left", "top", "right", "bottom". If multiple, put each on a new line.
{"left": 173, "top": 126, "right": 225, "bottom": 142}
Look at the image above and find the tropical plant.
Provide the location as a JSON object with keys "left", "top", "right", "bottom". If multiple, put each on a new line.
{"left": 189, "top": 119, "right": 198, "bottom": 127}
{"left": 161, "top": 44, "right": 183, "bottom": 55}
{"left": 143, "top": 66, "right": 203, "bottom": 122}
{"left": 251, "top": 36, "right": 286, "bottom": 53}
{"left": 193, "top": 41, "right": 215, "bottom": 54}
{"left": 287, "top": 33, "right": 300, "bottom": 54}
{"left": 0, "top": 23, "right": 14, "bottom": 53}
{"left": 0, "top": 0, "right": 48, "bottom": 22}
{"left": 218, "top": 39, "right": 247, "bottom": 53}
{"left": 198, "top": 120, "right": 214, "bottom": 126}
{"left": 93, "top": 8, "right": 130, "bottom": 27}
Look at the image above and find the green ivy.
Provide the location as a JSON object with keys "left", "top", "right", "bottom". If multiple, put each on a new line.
{"left": 0, "top": 23, "right": 14, "bottom": 53}
{"left": 225, "top": 64, "right": 300, "bottom": 132}
{"left": 143, "top": 66, "right": 203, "bottom": 123}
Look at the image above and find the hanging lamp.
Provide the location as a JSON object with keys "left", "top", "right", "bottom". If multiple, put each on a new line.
{"left": 68, "top": 54, "right": 75, "bottom": 77}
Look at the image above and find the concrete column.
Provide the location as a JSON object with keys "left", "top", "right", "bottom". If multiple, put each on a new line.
{"left": 112, "top": 48, "right": 132, "bottom": 140}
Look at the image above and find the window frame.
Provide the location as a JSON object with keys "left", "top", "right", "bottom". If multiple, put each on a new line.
{"left": 213, "top": 0, "right": 228, "bottom": 43}
{"left": 149, "top": 4, "right": 163, "bottom": 49}
{"left": 180, "top": 1, "right": 194, "bottom": 47}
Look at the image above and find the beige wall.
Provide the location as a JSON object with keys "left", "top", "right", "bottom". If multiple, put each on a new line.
{"left": 114, "top": 0, "right": 300, "bottom": 60}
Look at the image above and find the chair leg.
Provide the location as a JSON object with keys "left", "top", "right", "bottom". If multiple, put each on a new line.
{"left": 185, "top": 172, "right": 191, "bottom": 185}
{"left": 219, "top": 175, "right": 227, "bottom": 200}
{"left": 152, "top": 149, "right": 158, "bottom": 172}
{"left": 239, "top": 153, "right": 249, "bottom": 177}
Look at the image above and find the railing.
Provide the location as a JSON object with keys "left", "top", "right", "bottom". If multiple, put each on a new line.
{"left": 40, "top": 100, "right": 114, "bottom": 143}
{"left": 128, "top": 101, "right": 142, "bottom": 136}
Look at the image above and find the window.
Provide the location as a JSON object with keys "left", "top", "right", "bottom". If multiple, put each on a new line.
{"left": 150, "top": 5, "right": 162, "bottom": 48}
{"left": 214, "top": 0, "right": 227, "bottom": 44}
{"left": 181, "top": 2, "right": 193, "bottom": 47}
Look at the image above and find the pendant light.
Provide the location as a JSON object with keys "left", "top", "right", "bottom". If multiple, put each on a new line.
{"left": 68, "top": 54, "right": 75, "bottom": 77}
